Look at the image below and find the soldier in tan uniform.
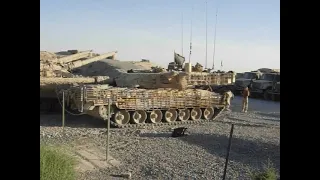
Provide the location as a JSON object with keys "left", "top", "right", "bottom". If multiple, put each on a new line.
{"left": 225, "top": 90, "right": 234, "bottom": 110}
{"left": 242, "top": 86, "right": 250, "bottom": 112}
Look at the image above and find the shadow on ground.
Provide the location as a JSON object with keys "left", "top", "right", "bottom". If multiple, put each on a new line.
{"left": 180, "top": 133, "right": 280, "bottom": 171}
{"left": 140, "top": 131, "right": 280, "bottom": 172}
{"left": 40, "top": 113, "right": 106, "bottom": 128}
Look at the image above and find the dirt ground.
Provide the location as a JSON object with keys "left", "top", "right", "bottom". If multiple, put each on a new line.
{"left": 40, "top": 97, "right": 280, "bottom": 180}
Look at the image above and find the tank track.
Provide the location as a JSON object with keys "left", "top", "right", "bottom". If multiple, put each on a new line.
{"left": 108, "top": 107, "right": 226, "bottom": 129}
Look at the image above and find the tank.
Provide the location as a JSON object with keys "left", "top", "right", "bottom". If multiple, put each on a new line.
{"left": 40, "top": 50, "right": 117, "bottom": 112}
{"left": 43, "top": 50, "right": 232, "bottom": 128}
{"left": 65, "top": 85, "right": 227, "bottom": 128}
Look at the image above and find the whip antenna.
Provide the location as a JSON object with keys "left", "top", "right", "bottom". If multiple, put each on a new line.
{"left": 205, "top": 1, "right": 208, "bottom": 69}
{"left": 188, "top": 5, "right": 194, "bottom": 63}
{"left": 212, "top": 6, "right": 219, "bottom": 70}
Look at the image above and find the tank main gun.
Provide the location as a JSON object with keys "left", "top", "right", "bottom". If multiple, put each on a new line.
{"left": 66, "top": 51, "right": 118, "bottom": 70}
{"left": 58, "top": 50, "right": 93, "bottom": 64}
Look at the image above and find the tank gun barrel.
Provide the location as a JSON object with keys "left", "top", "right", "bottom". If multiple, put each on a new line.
{"left": 58, "top": 50, "right": 93, "bottom": 64}
{"left": 40, "top": 76, "right": 110, "bottom": 89}
{"left": 67, "top": 51, "right": 118, "bottom": 70}
{"left": 40, "top": 77, "right": 96, "bottom": 87}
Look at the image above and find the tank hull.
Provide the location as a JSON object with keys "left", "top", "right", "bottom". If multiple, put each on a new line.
{"left": 66, "top": 85, "right": 228, "bottom": 128}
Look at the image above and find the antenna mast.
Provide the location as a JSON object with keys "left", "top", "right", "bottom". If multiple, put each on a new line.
{"left": 205, "top": 1, "right": 208, "bottom": 69}
{"left": 181, "top": 12, "right": 184, "bottom": 56}
{"left": 212, "top": 7, "right": 218, "bottom": 70}
{"left": 189, "top": 6, "right": 194, "bottom": 63}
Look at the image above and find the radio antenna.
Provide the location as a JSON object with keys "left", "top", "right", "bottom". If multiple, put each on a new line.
{"left": 212, "top": 6, "right": 219, "bottom": 70}
{"left": 188, "top": 5, "right": 194, "bottom": 63}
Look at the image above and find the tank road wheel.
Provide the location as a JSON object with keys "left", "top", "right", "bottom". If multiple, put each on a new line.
{"left": 202, "top": 107, "right": 215, "bottom": 120}
{"left": 190, "top": 108, "right": 202, "bottom": 121}
{"left": 112, "top": 110, "right": 130, "bottom": 125}
{"left": 178, "top": 109, "right": 190, "bottom": 121}
{"left": 163, "top": 109, "right": 178, "bottom": 123}
{"left": 130, "top": 110, "right": 147, "bottom": 124}
{"left": 98, "top": 106, "right": 108, "bottom": 119}
{"left": 86, "top": 106, "right": 108, "bottom": 119}
{"left": 148, "top": 110, "right": 163, "bottom": 123}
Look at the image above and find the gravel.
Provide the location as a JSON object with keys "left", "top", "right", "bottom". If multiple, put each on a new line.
{"left": 40, "top": 97, "right": 280, "bottom": 180}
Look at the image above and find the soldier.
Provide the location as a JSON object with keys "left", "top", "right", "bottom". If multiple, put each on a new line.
{"left": 225, "top": 90, "right": 234, "bottom": 111}
{"left": 242, "top": 86, "right": 250, "bottom": 112}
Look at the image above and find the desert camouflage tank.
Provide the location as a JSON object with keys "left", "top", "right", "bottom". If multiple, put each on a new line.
{"left": 60, "top": 51, "right": 233, "bottom": 128}
{"left": 40, "top": 50, "right": 117, "bottom": 112}
{"left": 65, "top": 84, "right": 227, "bottom": 128}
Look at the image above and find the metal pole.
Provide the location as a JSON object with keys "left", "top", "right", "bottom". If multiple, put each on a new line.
{"left": 181, "top": 11, "right": 184, "bottom": 57}
{"left": 205, "top": 0, "right": 208, "bottom": 69}
{"left": 106, "top": 98, "right": 111, "bottom": 161}
{"left": 222, "top": 124, "right": 234, "bottom": 180}
{"left": 62, "top": 91, "right": 65, "bottom": 130}
{"left": 212, "top": 7, "right": 219, "bottom": 70}
{"left": 188, "top": 5, "right": 194, "bottom": 64}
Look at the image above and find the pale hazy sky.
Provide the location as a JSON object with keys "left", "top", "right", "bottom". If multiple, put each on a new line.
{"left": 40, "top": 0, "right": 280, "bottom": 72}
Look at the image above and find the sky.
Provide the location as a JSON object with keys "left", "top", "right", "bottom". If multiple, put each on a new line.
{"left": 40, "top": 0, "right": 280, "bottom": 72}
